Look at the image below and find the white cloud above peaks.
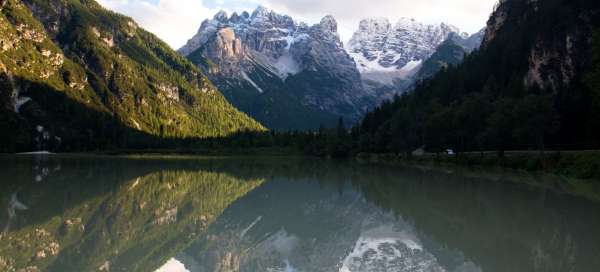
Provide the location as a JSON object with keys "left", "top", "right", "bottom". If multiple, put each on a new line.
{"left": 97, "top": 0, "right": 215, "bottom": 49}
{"left": 97, "top": 0, "right": 498, "bottom": 48}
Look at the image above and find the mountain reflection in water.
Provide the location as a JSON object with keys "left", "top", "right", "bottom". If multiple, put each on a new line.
{"left": 0, "top": 155, "right": 599, "bottom": 272}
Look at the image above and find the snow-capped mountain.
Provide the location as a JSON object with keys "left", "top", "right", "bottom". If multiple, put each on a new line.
{"left": 178, "top": 7, "right": 367, "bottom": 130}
{"left": 346, "top": 18, "right": 484, "bottom": 100}
{"left": 178, "top": 9, "right": 486, "bottom": 129}
{"left": 347, "top": 18, "right": 464, "bottom": 84}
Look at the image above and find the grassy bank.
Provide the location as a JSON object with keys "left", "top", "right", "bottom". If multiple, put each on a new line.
{"left": 357, "top": 150, "right": 600, "bottom": 181}
{"left": 93, "top": 146, "right": 301, "bottom": 157}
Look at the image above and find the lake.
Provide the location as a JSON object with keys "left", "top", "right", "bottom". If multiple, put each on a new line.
{"left": 0, "top": 155, "right": 599, "bottom": 272}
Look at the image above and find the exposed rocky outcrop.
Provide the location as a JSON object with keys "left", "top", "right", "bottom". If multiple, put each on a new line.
{"left": 180, "top": 7, "right": 367, "bottom": 130}
{"left": 482, "top": 0, "right": 595, "bottom": 91}
{"left": 347, "top": 17, "right": 484, "bottom": 101}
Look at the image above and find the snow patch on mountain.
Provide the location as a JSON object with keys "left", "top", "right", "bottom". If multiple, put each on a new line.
{"left": 15, "top": 96, "right": 31, "bottom": 113}
{"left": 179, "top": 7, "right": 368, "bottom": 127}
{"left": 358, "top": 59, "right": 423, "bottom": 86}
{"left": 347, "top": 17, "right": 466, "bottom": 87}
{"left": 241, "top": 71, "right": 264, "bottom": 93}
{"left": 240, "top": 216, "right": 262, "bottom": 239}
{"left": 155, "top": 258, "right": 190, "bottom": 272}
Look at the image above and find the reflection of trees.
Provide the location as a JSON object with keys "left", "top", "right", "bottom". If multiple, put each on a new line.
{"left": 352, "top": 167, "right": 600, "bottom": 272}
{"left": 0, "top": 157, "right": 264, "bottom": 272}
{"left": 2, "top": 156, "right": 600, "bottom": 272}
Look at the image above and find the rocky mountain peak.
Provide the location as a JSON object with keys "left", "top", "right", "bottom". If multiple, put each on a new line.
{"left": 179, "top": 9, "right": 369, "bottom": 129}
{"left": 358, "top": 18, "right": 391, "bottom": 34}
{"left": 346, "top": 16, "right": 485, "bottom": 103}
{"left": 319, "top": 15, "right": 338, "bottom": 33}
{"left": 251, "top": 5, "right": 270, "bottom": 19}
{"left": 213, "top": 10, "right": 228, "bottom": 22}
{"left": 394, "top": 17, "right": 422, "bottom": 29}
{"left": 347, "top": 17, "right": 466, "bottom": 80}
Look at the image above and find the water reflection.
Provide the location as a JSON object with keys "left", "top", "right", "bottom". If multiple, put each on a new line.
{"left": 2, "top": 192, "right": 29, "bottom": 235}
{"left": 182, "top": 172, "right": 480, "bottom": 272}
{"left": 0, "top": 155, "right": 599, "bottom": 272}
{"left": 0, "top": 155, "right": 265, "bottom": 272}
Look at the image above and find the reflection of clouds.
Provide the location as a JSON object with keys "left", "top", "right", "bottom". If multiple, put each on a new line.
{"left": 240, "top": 216, "right": 262, "bottom": 239}
{"left": 197, "top": 187, "right": 482, "bottom": 272}
{"left": 32, "top": 155, "right": 62, "bottom": 183}
{"left": 339, "top": 213, "right": 483, "bottom": 272}
{"left": 255, "top": 229, "right": 301, "bottom": 272}
{"left": 340, "top": 224, "right": 439, "bottom": 272}
{"left": 8, "top": 193, "right": 28, "bottom": 218}
{"left": 155, "top": 258, "right": 190, "bottom": 272}
{"left": 2, "top": 192, "right": 29, "bottom": 235}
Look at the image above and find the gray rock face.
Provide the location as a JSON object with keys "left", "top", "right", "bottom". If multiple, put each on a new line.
{"left": 179, "top": 7, "right": 368, "bottom": 129}
{"left": 347, "top": 18, "right": 463, "bottom": 75}
{"left": 346, "top": 18, "right": 484, "bottom": 101}
{"left": 450, "top": 27, "right": 486, "bottom": 53}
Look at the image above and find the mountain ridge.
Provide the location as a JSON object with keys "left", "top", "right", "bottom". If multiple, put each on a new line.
{"left": 0, "top": 0, "right": 264, "bottom": 152}
{"left": 347, "top": 17, "right": 484, "bottom": 101}
{"left": 179, "top": 6, "right": 369, "bottom": 130}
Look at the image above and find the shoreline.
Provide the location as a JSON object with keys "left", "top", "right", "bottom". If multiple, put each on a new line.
{"left": 5, "top": 148, "right": 599, "bottom": 181}
{"left": 356, "top": 150, "right": 600, "bottom": 181}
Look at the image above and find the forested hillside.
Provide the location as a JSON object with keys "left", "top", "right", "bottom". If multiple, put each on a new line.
{"left": 0, "top": 0, "right": 263, "bottom": 152}
{"left": 356, "top": 0, "right": 600, "bottom": 154}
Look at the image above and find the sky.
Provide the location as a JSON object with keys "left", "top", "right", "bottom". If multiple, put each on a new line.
{"left": 97, "top": 0, "right": 498, "bottom": 49}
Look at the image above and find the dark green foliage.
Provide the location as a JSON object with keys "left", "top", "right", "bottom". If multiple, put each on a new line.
{"left": 352, "top": 0, "right": 600, "bottom": 157}
{"left": 417, "top": 39, "right": 466, "bottom": 79}
{"left": 0, "top": 156, "right": 264, "bottom": 271}
{"left": 584, "top": 29, "right": 600, "bottom": 142}
{"left": 0, "top": 0, "right": 264, "bottom": 152}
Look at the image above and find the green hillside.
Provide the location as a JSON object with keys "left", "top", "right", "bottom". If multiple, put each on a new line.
{"left": 0, "top": 0, "right": 264, "bottom": 152}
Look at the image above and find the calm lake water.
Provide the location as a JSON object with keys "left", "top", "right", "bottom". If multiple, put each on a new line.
{"left": 1, "top": 155, "right": 599, "bottom": 272}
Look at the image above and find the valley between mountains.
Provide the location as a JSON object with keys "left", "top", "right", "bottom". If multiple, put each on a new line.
{"left": 179, "top": 6, "right": 484, "bottom": 130}
{"left": 0, "top": 0, "right": 486, "bottom": 149}
{"left": 1, "top": 0, "right": 600, "bottom": 179}
{"left": 2, "top": 1, "right": 600, "bottom": 271}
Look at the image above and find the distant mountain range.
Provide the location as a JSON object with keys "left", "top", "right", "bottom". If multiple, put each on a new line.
{"left": 347, "top": 18, "right": 485, "bottom": 102}
{"left": 0, "top": 0, "right": 490, "bottom": 153}
{"left": 180, "top": 7, "right": 485, "bottom": 129}
{"left": 179, "top": 7, "right": 366, "bottom": 130}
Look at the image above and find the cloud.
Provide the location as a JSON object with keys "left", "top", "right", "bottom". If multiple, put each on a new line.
{"left": 97, "top": 0, "right": 498, "bottom": 48}
{"left": 97, "top": 0, "right": 215, "bottom": 49}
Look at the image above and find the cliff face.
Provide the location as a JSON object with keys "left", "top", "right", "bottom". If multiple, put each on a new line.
{"left": 0, "top": 0, "right": 263, "bottom": 152}
{"left": 347, "top": 18, "right": 462, "bottom": 75}
{"left": 180, "top": 7, "right": 368, "bottom": 130}
{"left": 482, "top": 0, "right": 597, "bottom": 91}
{"left": 346, "top": 17, "right": 484, "bottom": 102}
